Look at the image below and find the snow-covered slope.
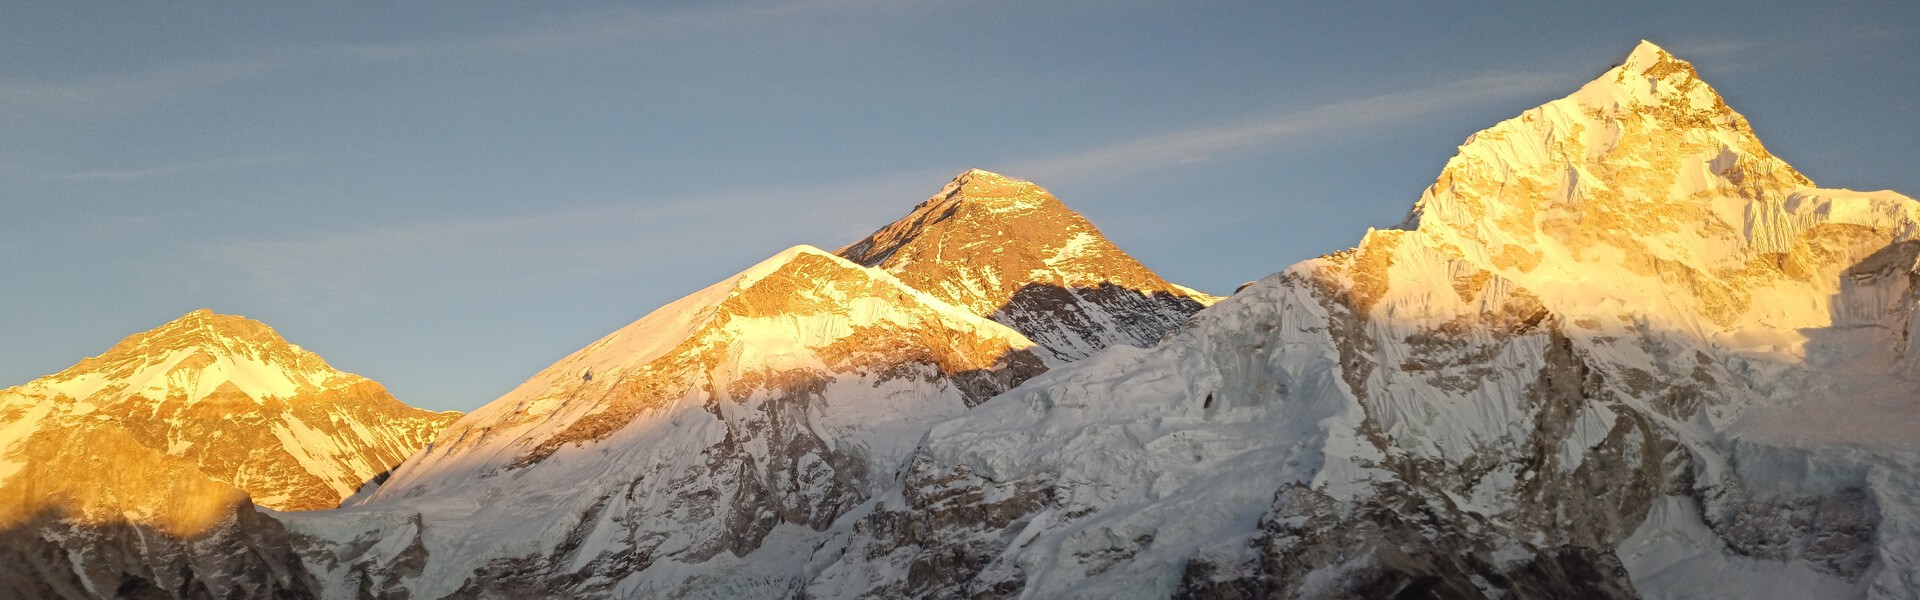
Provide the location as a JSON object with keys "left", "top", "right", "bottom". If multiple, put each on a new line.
{"left": 295, "top": 246, "right": 1049, "bottom": 598}
{"left": 840, "top": 169, "right": 1220, "bottom": 361}
{"left": 0, "top": 309, "right": 458, "bottom": 598}
{"left": 804, "top": 41, "right": 1920, "bottom": 599}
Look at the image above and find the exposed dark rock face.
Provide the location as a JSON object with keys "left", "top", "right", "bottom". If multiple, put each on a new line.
{"left": 0, "top": 505, "right": 319, "bottom": 600}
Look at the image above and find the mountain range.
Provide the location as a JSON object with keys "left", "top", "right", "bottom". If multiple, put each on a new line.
{"left": 2, "top": 40, "right": 1916, "bottom": 599}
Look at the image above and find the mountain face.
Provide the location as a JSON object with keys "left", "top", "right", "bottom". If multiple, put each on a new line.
{"left": 295, "top": 246, "right": 1049, "bottom": 598}
{"left": 289, "top": 176, "right": 1221, "bottom": 598}
{"left": 840, "top": 169, "right": 1219, "bottom": 361}
{"left": 0, "top": 309, "right": 458, "bottom": 598}
{"left": 803, "top": 42, "right": 1920, "bottom": 599}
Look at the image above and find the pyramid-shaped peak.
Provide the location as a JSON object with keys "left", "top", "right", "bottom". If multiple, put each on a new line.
{"left": 952, "top": 167, "right": 1016, "bottom": 184}
{"left": 1624, "top": 40, "right": 1672, "bottom": 68}
{"left": 745, "top": 244, "right": 836, "bottom": 273}
{"left": 839, "top": 170, "right": 1080, "bottom": 271}
{"left": 935, "top": 168, "right": 1058, "bottom": 211}
{"left": 1556, "top": 40, "right": 1734, "bottom": 119}
{"left": 1614, "top": 39, "right": 1704, "bottom": 84}
{"left": 144, "top": 308, "right": 294, "bottom": 351}
{"left": 46, "top": 308, "right": 341, "bottom": 392}
{"left": 952, "top": 168, "right": 1022, "bottom": 187}
{"left": 959, "top": 167, "right": 1006, "bottom": 179}
{"left": 836, "top": 168, "right": 1217, "bottom": 350}
{"left": 1399, "top": 38, "right": 1820, "bottom": 296}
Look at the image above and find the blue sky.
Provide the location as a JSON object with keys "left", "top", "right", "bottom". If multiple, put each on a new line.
{"left": 3, "top": 1, "right": 1914, "bottom": 411}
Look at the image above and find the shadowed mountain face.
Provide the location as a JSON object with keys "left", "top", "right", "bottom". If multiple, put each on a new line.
{"left": 840, "top": 169, "right": 1219, "bottom": 361}
{"left": 0, "top": 503, "right": 321, "bottom": 600}
{"left": 0, "top": 310, "right": 455, "bottom": 598}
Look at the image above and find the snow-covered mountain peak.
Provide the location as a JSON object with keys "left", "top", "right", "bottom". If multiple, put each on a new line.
{"left": 935, "top": 168, "right": 1061, "bottom": 213}
{"left": 382, "top": 243, "right": 1045, "bottom": 488}
{"left": 1390, "top": 41, "right": 1910, "bottom": 339}
{"left": 1619, "top": 40, "right": 1697, "bottom": 81}
{"left": 134, "top": 308, "right": 294, "bottom": 350}
{"left": 36, "top": 309, "right": 353, "bottom": 405}
{"left": 839, "top": 169, "right": 1219, "bottom": 360}
{"left": 730, "top": 244, "right": 837, "bottom": 287}
{"left": 0, "top": 310, "right": 457, "bottom": 526}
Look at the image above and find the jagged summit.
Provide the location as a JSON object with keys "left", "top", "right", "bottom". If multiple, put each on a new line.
{"left": 0, "top": 310, "right": 458, "bottom": 516}
{"left": 839, "top": 169, "right": 1218, "bottom": 360}
{"left": 837, "top": 168, "right": 1064, "bottom": 270}
{"left": 93, "top": 308, "right": 297, "bottom": 358}
{"left": 41, "top": 309, "right": 352, "bottom": 405}
{"left": 1621, "top": 40, "right": 1691, "bottom": 76}
{"left": 1382, "top": 40, "right": 1898, "bottom": 339}
{"left": 940, "top": 168, "right": 1063, "bottom": 211}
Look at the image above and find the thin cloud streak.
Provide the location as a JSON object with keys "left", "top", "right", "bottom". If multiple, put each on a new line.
{"left": 47, "top": 154, "right": 307, "bottom": 182}
{"left": 0, "top": 0, "right": 916, "bottom": 123}
{"left": 0, "top": 58, "right": 286, "bottom": 120}
{"left": 1667, "top": 23, "right": 1904, "bottom": 74}
{"left": 199, "top": 167, "right": 955, "bottom": 309}
{"left": 331, "top": 0, "right": 918, "bottom": 61}
{"left": 1009, "top": 72, "right": 1571, "bottom": 181}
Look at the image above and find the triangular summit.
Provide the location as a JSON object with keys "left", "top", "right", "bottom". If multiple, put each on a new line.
{"left": 841, "top": 169, "right": 1219, "bottom": 360}
{"left": 0, "top": 310, "right": 458, "bottom": 514}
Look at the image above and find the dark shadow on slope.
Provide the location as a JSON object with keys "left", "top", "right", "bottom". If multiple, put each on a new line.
{"left": 988, "top": 282, "right": 1210, "bottom": 360}
{"left": 0, "top": 503, "right": 321, "bottom": 600}
{"left": 340, "top": 466, "right": 399, "bottom": 507}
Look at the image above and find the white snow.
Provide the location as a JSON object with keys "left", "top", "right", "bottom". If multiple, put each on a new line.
{"left": 1620, "top": 496, "right": 1857, "bottom": 599}
{"left": 295, "top": 243, "right": 1049, "bottom": 599}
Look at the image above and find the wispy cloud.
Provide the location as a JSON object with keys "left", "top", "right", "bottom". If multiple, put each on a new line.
{"left": 0, "top": 58, "right": 286, "bottom": 120}
{"left": 198, "top": 166, "right": 955, "bottom": 308}
{"left": 1668, "top": 23, "right": 1905, "bottom": 74}
{"left": 45, "top": 154, "right": 306, "bottom": 182}
{"left": 1007, "top": 71, "right": 1571, "bottom": 181}
{"left": 199, "top": 67, "right": 1582, "bottom": 310}
{"left": 0, "top": 0, "right": 912, "bottom": 123}
{"left": 331, "top": 0, "right": 915, "bottom": 61}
